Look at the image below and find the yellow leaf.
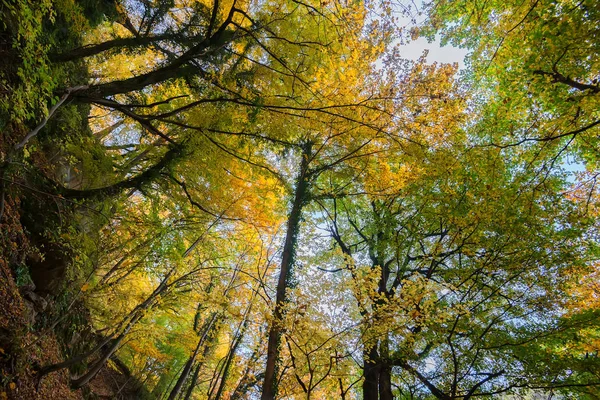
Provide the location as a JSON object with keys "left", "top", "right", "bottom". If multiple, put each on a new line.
{"left": 8, "top": 382, "right": 15, "bottom": 390}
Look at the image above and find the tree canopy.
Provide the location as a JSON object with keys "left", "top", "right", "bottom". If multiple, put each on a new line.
{"left": 0, "top": 0, "right": 599, "bottom": 399}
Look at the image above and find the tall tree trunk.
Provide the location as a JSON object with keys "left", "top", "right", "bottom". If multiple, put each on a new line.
{"left": 378, "top": 332, "right": 393, "bottom": 400}
{"left": 183, "top": 362, "right": 202, "bottom": 400}
{"left": 40, "top": 267, "right": 175, "bottom": 385}
{"left": 231, "top": 339, "right": 262, "bottom": 399}
{"left": 213, "top": 303, "right": 252, "bottom": 400}
{"left": 166, "top": 340, "right": 203, "bottom": 400}
{"left": 379, "top": 363, "right": 393, "bottom": 400}
{"left": 99, "top": 237, "right": 155, "bottom": 285}
{"left": 181, "top": 334, "right": 220, "bottom": 400}
{"left": 261, "top": 142, "right": 313, "bottom": 400}
{"left": 70, "top": 303, "right": 151, "bottom": 389}
{"left": 363, "top": 344, "right": 380, "bottom": 400}
{"left": 94, "top": 120, "right": 124, "bottom": 141}
{"left": 330, "top": 213, "right": 385, "bottom": 400}
{"left": 37, "top": 335, "right": 113, "bottom": 378}
{"left": 167, "top": 312, "right": 219, "bottom": 400}
{"left": 39, "top": 303, "right": 144, "bottom": 381}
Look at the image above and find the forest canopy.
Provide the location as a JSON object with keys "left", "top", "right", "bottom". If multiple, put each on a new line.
{"left": 0, "top": 0, "right": 599, "bottom": 399}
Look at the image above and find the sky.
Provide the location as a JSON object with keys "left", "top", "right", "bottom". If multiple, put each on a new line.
{"left": 389, "top": 0, "right": 469, "bottom": 68}
{"left": 398, "top": 36, "right": 468, "bottom": 68}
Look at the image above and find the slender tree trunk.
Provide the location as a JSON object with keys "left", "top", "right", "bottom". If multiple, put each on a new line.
{"left": 208, "top": 357, "right": 227, "bottom": 399}
{"left": 39, "top": 303, "right": 146, "bottom": 380}
{"left": 214, "top": 304, "right": 252, "bottom": 400}
{"left": 378, "top": 335, "right": 393, "bottom": 400}
{"left": 167, "top": 312, "right": 219, "bottom": 400}
{"left": 261, "top": 142, "right": 312, "bottom": 400}
{"left": 37, "top": 335, "right": 112, "bottom": 378}
{"left": 73, "top": 25, "right": 235, "bottom": 99}
{"left": 331, "top": 226, "right": 383, "bottom": 399}
{"left": 40, "top": 268, "right": 174, "bottom": 385}
{"left": 183, "top": 362, "right": 202, "bottom": 400}
{"left": 162, "top": 362, "right": 188, "bottom": 400}
{"left": 99, "top": 237, "right": 155, "bottom": 285}
{"left": 80, "top": 65, "right": 199, "bottom": 99}
{"left": 231, "top": 339, "right": 262, "bottom": 399}
{"left": 120, "top": 138, "right": 165, "bottom": 172}
{"left": 94, "top": 120, "right": 124, "bottom": 141}
{"left": 338, "top": 378, "right": 347, "bottom": 400}
{"left": 379, "top": 363, "right": 393, "bottom": 400}
{"left": 166, "top": 339, "right": 203, "bottom": 400}
{"left": 70, "top": 305, "right": 150, "bottom": 389}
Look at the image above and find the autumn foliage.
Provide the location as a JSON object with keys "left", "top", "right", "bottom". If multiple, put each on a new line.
{"left": 0, "top": 0, "right": 599, "bottom": 399}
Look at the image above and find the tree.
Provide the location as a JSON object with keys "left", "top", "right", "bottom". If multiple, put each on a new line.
{"left": 416, "top": 0, "right": 600, "bottom": 177}
{"left": 314, "top": 138, "right": 598, "bottom": 398}
{"left": 46, "top": 0, "right": 392, "bottom": 202}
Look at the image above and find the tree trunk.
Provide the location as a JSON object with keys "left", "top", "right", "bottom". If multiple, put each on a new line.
{"left": 183, "top": 362, "right": 202, "bottom": 400}
{"left": 37, "top": 335, "right": 112, "bottom": 378}
{"left": 214, "top": 304, "right": 252, "bottom": 400}
{"left": 40, "top": 268, "right": 174, "bottom": 385}
{"left": 378, "top": 333, "right": 393, "bottom": 400}
{"left": 167, "top": 312, "right": 219, "bottom": 400}
{"left": 99, "top": 237, "right": 155, "bottom": 285}
{"left": 51, "top": 34, "right": 189, "bottom": 63}
{"left": 166, "top": 337, "right": 203, "bottom": 400}
{"left": 261, "top": 142, "right": 312, "bottom": 400}
{"left": 73, "top": 26, "right": 235, "bottom": 99}
{"left": 363, "top": 344, "right": 380, "bottom": 400}
{"left": 379, "top": 363, "right": 393, "bottom": 400}
{"left": 70, "top": 333, "right": 126, "bottom": 389}
{"left": 94, "top": 120, "right": 124, "bottom": 141}
{"left": 231, "top": 339, "right": 262, "bottom": 399}
{"left": 60, "top": 145, "right": 183, "bottom": 200}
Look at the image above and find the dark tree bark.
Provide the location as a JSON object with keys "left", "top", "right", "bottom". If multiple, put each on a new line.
{"left": 39, "top": 268, "right": 176, "bottom": 387}
{"left": 94, "top": 120, "right": 124, "bottom": 141}
{"left": 167, "top": 312, "right": 219, "bottom": 400}
{"left": 50, "top": 33, "right": 191, "bottom": 63}
{"left": 71, "top": 332, "right": 127, "bottom": 389}
{"left": 330, "top": 203, "right": 396, "bottom": 400}
{"left": 36, "top": 335, "right": 113, "bottom": 378}
{"left": 261, "top": 142, "right": 313, "bottom": 400}
{"left": 73, "top": 15, "right": 236, "bottom": 99}
{"left": 379, "top": 363, "right": 393, "bottom": 400}
{"left": 59, "top": 144, "right": 183, "bottom": 200}
{"left": 182, "top": 326, "right": 222, "bottom": 400}
{"left": 69, "top": 266, "right": 181, "bottom": 388}
{"left": 183, "top": 363, "right": 202, "bottom": 400}
{"left": 166, "top": 336, "right": 203, "bottom": 400}
{"left": 362, "top": 344, "right": 380, "bottom": 400}
{"left": 231, "top": 339, "right": 262, "bottom": 399}
{"left": 214, "top": 304, "right": 252, "bottom": 400}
